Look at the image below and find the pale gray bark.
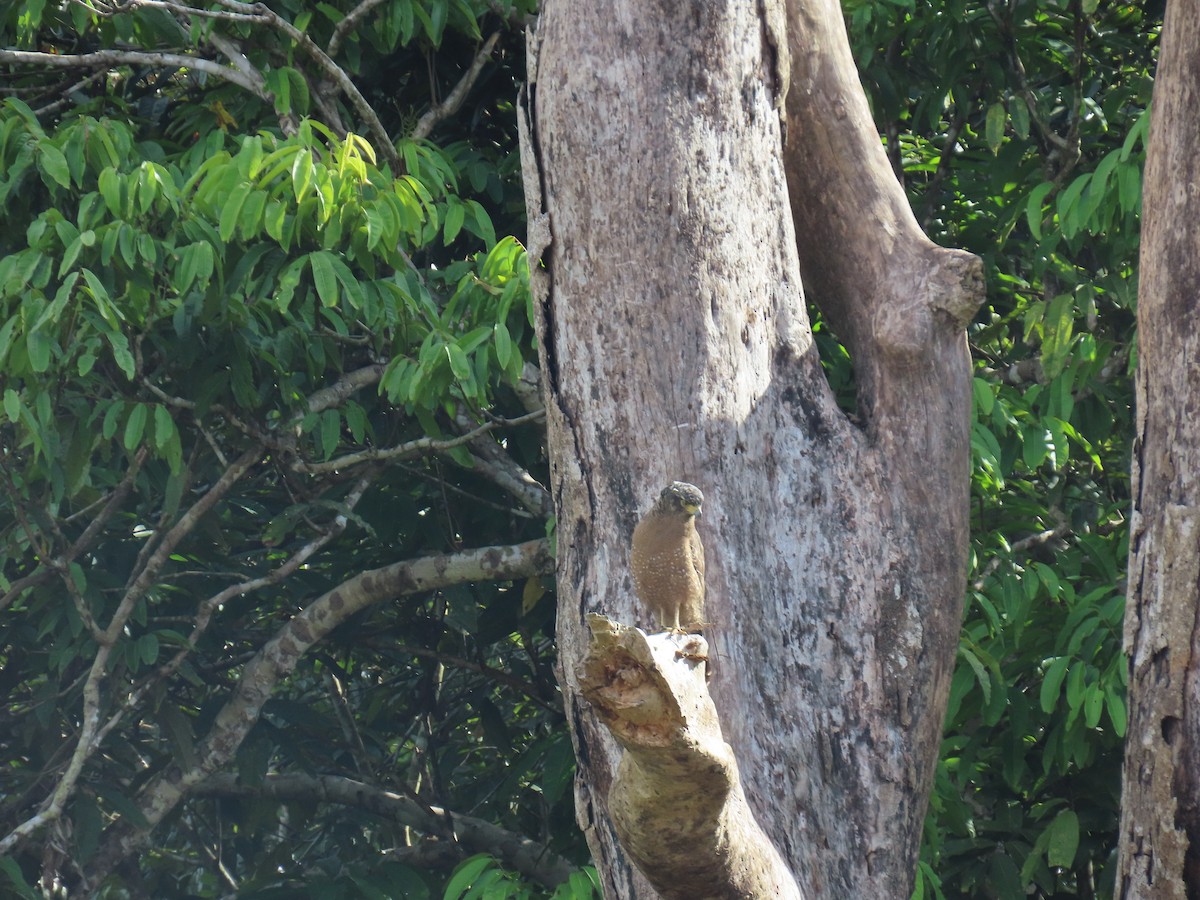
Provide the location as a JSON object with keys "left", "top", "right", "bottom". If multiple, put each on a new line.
{"left": 1117, "top": 2, "right": 1200, "bottom": 895}
{"left": 521, "top": 0, "right": 981, "bottom": 896}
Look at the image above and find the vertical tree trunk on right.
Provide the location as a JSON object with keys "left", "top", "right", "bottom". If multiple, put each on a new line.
{"left": 1117, "top": 3, "right": 1200, "bottom": 896}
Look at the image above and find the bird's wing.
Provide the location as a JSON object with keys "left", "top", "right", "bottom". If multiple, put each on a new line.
{"left": 689, "top": 526, "right": 705, "bottom": 586}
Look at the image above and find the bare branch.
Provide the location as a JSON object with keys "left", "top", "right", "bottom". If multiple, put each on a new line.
{"left": 205, "top": 29, "right": 298, "bottom": 136}
{"left": 327, "top": 0, "right": 390, "bottom": 58}
{"left": 33, "top": 70, "right": 109, "bottom": 116}
{"left": 411, "top": 32, "right": 502, "bottom": 141}
{"left": 107, "top": 444, "right": 264, "bottom": 645}
{"left": 83, "top": 538, "right": 555, "bottom": 887}
{"left": 211, "top": 0, "right": 400, "bottom": 169}
{"left": 0, "top": 449, "right": 146, "bottom": 614}
{"left": 94, "top": 471, "right": 378, "bottom": 747}
{"left": 291, "top": 408, "right": 545, "bottom": 474}
{"left": 972, "top": 521, "right": 1072, "bottom": 591}
{"left": 296, "top": 364, "right": 386, "bottom": 420}
{"left": 0, "top": 48, "right": 270, "bottom": 103}
{"left": 451, "top": 410, "right": 552, "bottom": 519}
{"left": 119, "top": 0, "right": 267, "bottom": 23}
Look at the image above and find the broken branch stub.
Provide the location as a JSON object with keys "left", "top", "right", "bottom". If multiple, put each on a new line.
{"left": 578, "top": 615, "right": 802, "bottom": 900}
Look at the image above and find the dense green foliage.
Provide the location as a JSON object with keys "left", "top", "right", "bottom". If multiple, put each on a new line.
{"left": 0, "top": 0, "right": 1158, "bottom": 897}
{"left": 850, "top": 0, "right": 1154, "bottom": 895}
{"left": 0, "top": 2, "right": 588, "bottom": 898}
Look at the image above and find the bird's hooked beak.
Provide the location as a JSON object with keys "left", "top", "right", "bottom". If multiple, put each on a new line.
{"left": 683, "top": 502, "right": 702, "bottom": 518}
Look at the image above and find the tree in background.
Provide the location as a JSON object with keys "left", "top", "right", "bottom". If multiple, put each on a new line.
{"left": 850, "top": 0, "right": 1152, "bottom": 895}
{"left": 1116, "top": 4, "right": 1200, "bottom": 896}
{"left": 0, "top": 0, "right": 1166, "bottom": 897}
{"left": 0, "top": 2, "right": 591, "bottom": 897}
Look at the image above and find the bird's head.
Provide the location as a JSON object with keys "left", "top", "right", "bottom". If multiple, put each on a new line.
{"left": 658, "top": 481, "right": 704, "bottom": 518}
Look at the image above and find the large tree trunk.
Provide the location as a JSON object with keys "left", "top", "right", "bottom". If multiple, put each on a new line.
{"left": 520, "top": 0, "right": 982, "bottom": 895}
{"left": 1117, "top": 3, "right": 1200, "bottom": 896}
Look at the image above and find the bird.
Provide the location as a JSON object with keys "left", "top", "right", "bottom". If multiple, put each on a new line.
{"left": 630, "top": 481, "right": 706, "bottom": 633}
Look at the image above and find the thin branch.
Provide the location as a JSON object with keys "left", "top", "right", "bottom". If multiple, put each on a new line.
{"left": 33, "top": 70, "right": 109, "bottom": 116}
{"left": 0, "top": 447, "right": 262, "bottom": 855}
{"left": 83, "top": 537, "right": 555, "bottom": 889}
{"left": 327, "top": 0, "right": 390, "bottom": 58}
{"left": 393, "top": 460, "right": 537, "bottom": 519}
{"left": 296, "top": 364, "right": 386, "bottom": 421}
{"left": 0, "top": 449, "right": 146, "bottom": 613}
{"left": 205, "top": 29, "right": 298, "bottom": 136}
{"left": 450, "top": 410, "right": 552, "bottom": 519}
{"left": 393, "top": 643, "right": 560, "bottom": 713}
{"left": 108, "top": 445, "right": 263, "bottom": 646}
{"left": 196, "top": 773, "right": 578, "bottom": 888}
{"left": 0, "top": 643, "right": 114, "bottom": 857}
{"left": 972, "top": 521, "right": 1072, "bottom": 591}
{"left": 0, "top": 48, "right": 270, "bottom": 103}
{"left": 95, "top": 470, "right": 378, "bottom": 747}
{"left": 114, "top": 0, "right": 267, "bottom": 23}
{"left": 212, "top": 0, "right": 400, "bottom": 169}
{"left": 410, "top": 33, "right": 502, "bottom": 141}
{"left": 291, "top": 408, "right": 545, "bottom": 474}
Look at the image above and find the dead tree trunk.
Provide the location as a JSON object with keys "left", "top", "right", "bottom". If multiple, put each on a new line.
{"left": 519, "top": 0, "right": 982, "bottom": 895}
{"left": 1117, "top": 3, "right": 1200, "bottom": 896}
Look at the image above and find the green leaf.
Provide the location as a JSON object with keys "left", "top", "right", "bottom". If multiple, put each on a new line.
{"left": 494, "top": 321, "right": 512, "bottom": 368}
{"left": 971, "top": 377, "right": 993, "bottom": 416}
{"left": 0, "top": 856, "right": 39, "bottom": 900}
{"left": 1021, "top": 424, "right": 1050, "bottom": 470}
{"left": 1057, "top": 173, "right": 1091, "bottom": 239}
{"left": 1025, "top": 182, "right": 1054, "bottom": 241}
{"left": 444, "top": 200, "right": 465, "bottom": 245}
{"left": 985, "top": 102, "right": 1006, "bottom": 155}
{"left": 38, "top": 143, "right": 71, "bottom": 188}
{"left": 153, "top": 404, "right": 175, "bottom": 450}
{"left": 124, "top": 403, "right": 148, "bottom": 450}
{"left": 1041, "top": 292, "right": 1075, "bottom": 380}
{"left": 26, "top": 329, "right": 51, "bottom": 373}
{"left": 137, "top": 633, "right": 160, "bottom": 666}
{"left": 219, "top": 182, "right": 251, "bottom": 242}
{"left": 1084, "top": 684, "right": 1105, "bottom": 728}
{"left": 466, "top": 199, "right": 495, "bottom": 246}
{"left": 3, "top": 388, "right": 20, "bottom": 424}
{"left": 98, "top": 167, "right": 123, "bottom": 217}
{"left": 102, "top": 401, "right": 123, "bottom": 440}
{"left": 1045, "top": 809, "right": 1080, "bottom": 869}
{"left": 443, "top": 855, "right": 495, "bottom": 900}
{"left": 446, "top": 342, "right": 471, "bottom": 380}
{"left": 1009, "top": 99, "right": 1030, "bottom": 141}
{"left": 238, "top": 189, "right": 267, "bottom": 239}
{"left": 319, "top": 408, "right": 340, "bottom": 459}
{"left": 292, "top": 150, "right": 313, "bottom": 201}
{"left": 310, "top": 251, "right": 338, "bottom": 307}
{"left": 1040, "top": 656, "right": 1069, "bottom": 713}
{"left": 0, "top": 317, "right": 17, "bottom": 367}
{"left": 106, "top": 332, "right": 136, "bottom": 379}
{"left": 1106, "top": 688, "right": 1127, "bottom": 737}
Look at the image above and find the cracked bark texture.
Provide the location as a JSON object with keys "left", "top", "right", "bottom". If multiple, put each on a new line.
{"left": 520, "top": 0, "right": 982, "bottom": 896}
{"left": 1116, "top": 3, "right": 1200, "bottom": 896}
